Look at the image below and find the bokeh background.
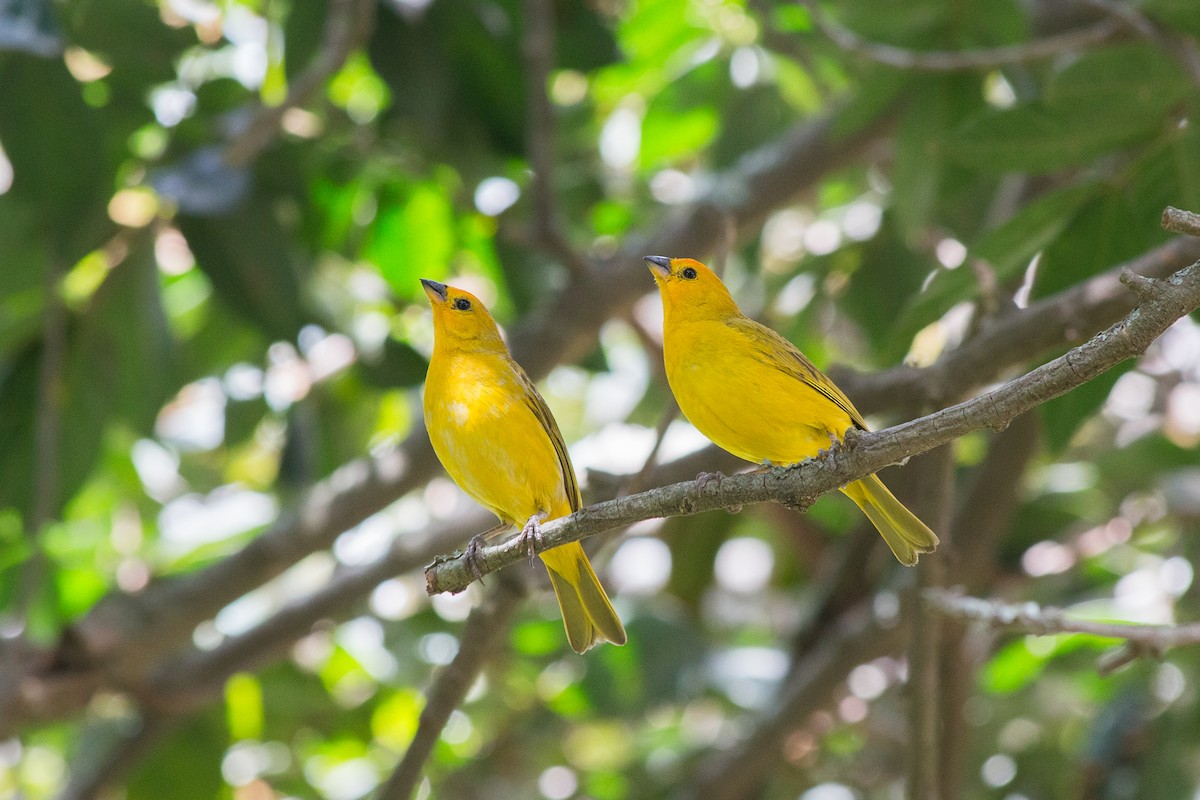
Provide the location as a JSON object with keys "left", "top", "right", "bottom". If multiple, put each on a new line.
{"left": 2, "top": 0, "right": 1200, "bottom": 798}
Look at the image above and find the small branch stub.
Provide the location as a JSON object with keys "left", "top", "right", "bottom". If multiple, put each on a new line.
{"left": 1162, "top": 206, "right": 1200, "bottom": 237}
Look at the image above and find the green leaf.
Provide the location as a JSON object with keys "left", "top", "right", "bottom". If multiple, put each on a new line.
{"left": 283, "top": 0, "right": 330, "bottom": 80}
{"left": 0, "top": 54, "right": 116, "bottom": 261}
{"left": 1044, "top": 43, "right": 1191, "bottom": 119}
{"left": 70, "top": 238, "right": 174, "bottom": 432}
{"left": 840, "top": 218, "right": 934, "bottom": 359}
{"left": 179, "top": 199, "right": 309, "bottom": 341}
{"left": 947, "top": 44, "right": 1190, "bottom": 174}
{"left": 127, "top": 710, "right": 226, "bottom": 800}
{"left": 945, "top": 106, "right": 1157, "bottom": 173}
{"left": 896, "top": 181, "right": 1099, "bottom": 342}
{"left": 364, "top": 181, "right": 456, "bottom": 297}
{"left": 891, "top": 74, "right": 992, "bottom": 240}
{"left": 0, "top": 239, "right": 172, "bottom": 520}
{"left": 1144, "top": 0, "right": 1200, "bottom": 36}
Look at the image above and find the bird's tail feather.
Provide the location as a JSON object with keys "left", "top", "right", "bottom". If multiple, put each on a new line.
{"left": 842, "top": 473, "right": 940, "bottom": 566}
{"left": 540, "top": 542, "right": 627, "bottom": 653}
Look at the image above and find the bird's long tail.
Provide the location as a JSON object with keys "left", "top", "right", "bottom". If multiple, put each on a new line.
{"left": 539, "top": 542, "right": 627, "bottom": 653}
{"left": 841, "top": 473, "right": 940, "bottom": 566}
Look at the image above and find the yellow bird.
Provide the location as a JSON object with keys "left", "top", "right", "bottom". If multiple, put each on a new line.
{"left": 643, "top": 256, "right": 939, "bottom": 566}
{"left": 420, "top": 279, "right": 626, "bottom": 652}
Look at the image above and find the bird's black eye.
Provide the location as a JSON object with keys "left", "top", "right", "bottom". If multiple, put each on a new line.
{"left": 454, "top": 298, "right": 472, "bottom": 311}
{"left": 681, "top": 267, "right": 698, "bottom": 280}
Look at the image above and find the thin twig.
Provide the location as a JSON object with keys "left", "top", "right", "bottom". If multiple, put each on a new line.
{"left": 799, "top": 0, "right": 1123, "bottom": 71}
{"left": 426, "top": 258, "right": 1200, "bottom": 593}
{"left": 374, "top": 578, "right": 526, "bottom": 800}
{"left": 521, "top": 0, "right": 590, "bottom": 279}
{"left": 224, "top": 0, "right": 375, "bottom": 168}
{"left": 924, "top": 588, "right": 1200, "bottom": 675}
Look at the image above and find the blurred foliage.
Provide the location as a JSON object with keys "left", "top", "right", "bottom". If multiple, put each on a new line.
{"left": 1, "top": 0, "right": 1200, "bottom": 798}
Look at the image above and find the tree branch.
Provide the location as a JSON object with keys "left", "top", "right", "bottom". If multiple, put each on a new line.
{"left": 427, "top": 257, "right": 1200, "bottom": 593}
{"left": 519, "top": 0, "right": 590, "bottom": 279}
{"left": 906, "top": 447, "right": 955, "bottom": 800}
{"left": 799, "top": 0, "right": 1123, "bottom": 71}
{"left": 141, "top": 508, "right": 495, "bottom": 711}
{"left": 924, "top": 588, "right": 1200, "bottom": 674}
{"left": 374, "top": 578, "right": 525, "bottom": 800}
{"left": 1163, "top": 205, "right": 1200, "bottom": 237}
{"left": 223, "top": 0, "right": 376, "bottom": 168}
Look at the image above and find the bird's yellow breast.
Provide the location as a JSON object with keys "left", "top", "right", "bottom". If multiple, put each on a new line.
{"left": 423, "top": 350, "right": 572, "bottom": 526}
{"left": 663, "top": 318, "right": 855, "bottom": 466}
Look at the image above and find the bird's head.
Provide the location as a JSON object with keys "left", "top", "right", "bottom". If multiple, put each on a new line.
{"left": 420, "top": 279, "right": 506, "bottom": 350}
{"left": 643, "top": 256, "right": 740, "bottom": 320}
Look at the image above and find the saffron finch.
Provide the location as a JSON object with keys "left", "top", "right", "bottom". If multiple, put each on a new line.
{"left": 420, "top": 279, "right": 626, "bottom": 651}
{"left": 643, "top": 256, "right": 939, "bottom": 566}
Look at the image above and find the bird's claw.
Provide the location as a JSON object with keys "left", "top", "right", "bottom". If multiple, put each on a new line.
{"left": 696, "top": 470, "right": 726, "bottom": 491}
{"left": 464, "top": 534, "right": 487, "bottom": 583}
{"left": 816, "top": 432, "right": 844, "bottom": 464}
{"left": 518, "top": 515, "right": 544, "bottom": 566}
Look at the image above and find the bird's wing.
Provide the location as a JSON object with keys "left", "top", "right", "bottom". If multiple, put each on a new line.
{"left": 512, "top": 360, "right": 583, "bottom": 512}
{"left": 726, "top": 315, "right": 869, "bottom": 431}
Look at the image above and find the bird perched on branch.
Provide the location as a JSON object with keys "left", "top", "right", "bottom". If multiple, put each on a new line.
{"left": 420, "top": 278, "right": 626, "bottom": 652}
{"left": 643, "top": 256, "right": 939, "bottom": 565}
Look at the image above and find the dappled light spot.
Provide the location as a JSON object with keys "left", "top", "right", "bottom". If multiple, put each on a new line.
{"left": 837, "top": 695, "right": 868, "bottom": 723}
{"left": 982, "top": 753, "right": 1017, "bottom": 788}
{"left": 304, "top": 756, "right": 379, "bottom": 800}
{"left": 1105, "top": 371, "right": 1157, "bottom": 421}
{"left": 800, "top": 782, "right": 857, "bottom": 800}
{"left": 108, "top": 187, "right": 159, "bottom": 228}
{"left": 0, "top": 141, "right": 11, "bottom": 194}
{"left": 709, "top": 646, "right": 787, "bottom": 709}
{"left": 935, "top": 238, "right": 967, "bottom": 269}
{"left": 847, "top": 663, "right": 889, "bottom": 700}
{"left": 551, "top": 70, "right": 587, "bottom": 106}
{"left": 538, "top": 766, "right": 578, "bottom": 800}
{"left": 730, "top": 46, "right": 761, "bottom": 88}
{"left": 474, "top": 176, "right": 520, "bottom": 216}
{"left": 608, "top": 536, "right": 671, "bottom": 596}
{"left": 600, "top": 101, "right": 642, "bottom": 170}
{"left": 843, "top": 200, "right": 883, "bottom": 241}
{"left": 998, "top": 718, "right": 1041, "bottom": 752}
{"left": 1154, "top": 662, "right": 1186, "bottom": 704}
{"left": 430, "top": 585, "right": 479, "bottom": 623}
{"left": 1021, "top": 540, "right": 1075, "bottom": 577}
{"left": 370, "top": 578, "right": 424, "bottom": 622}
{"left": 803, "top": 219, "right": 841, "bottom": 256}
{"left": 714, "top": 537, "right": 774, "bottom": 594}
{"left": 418, "top": 631, "right": 459, "bottom": 666}
{"left": 335, "top": 513, "right": 396, "bottom": 566}
{"left": 650, "top": 168, "right": 695, "bottom": 204}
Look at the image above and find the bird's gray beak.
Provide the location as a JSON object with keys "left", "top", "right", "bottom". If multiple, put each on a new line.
{"left": 643, "top": 255, "right": 672, "bottom": 278}
{"left": 420, "top": 278, "right": 448, "bottom": 302}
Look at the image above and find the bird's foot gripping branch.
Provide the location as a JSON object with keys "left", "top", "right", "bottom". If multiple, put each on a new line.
{"left": 425, "top": 250, "right": 1200, "bottom": 595}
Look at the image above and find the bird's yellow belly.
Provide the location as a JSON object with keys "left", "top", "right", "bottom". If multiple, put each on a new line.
{"left": 665, "top": 328, "right": 852, "bottom": 467}
{"left": 424, "top": 362, "right": 569, "bottom": 525}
